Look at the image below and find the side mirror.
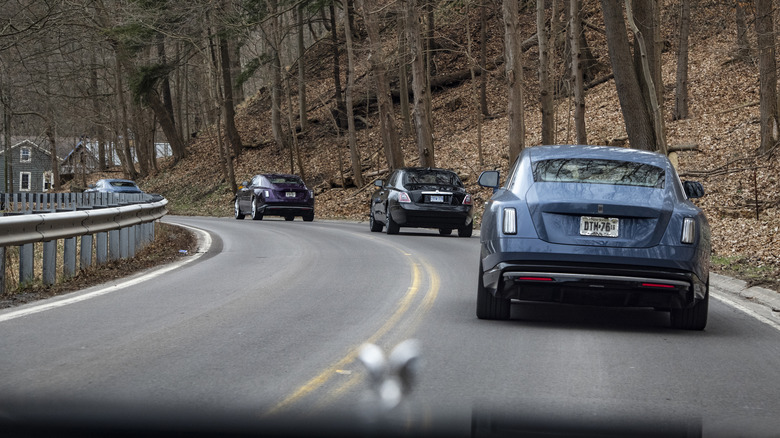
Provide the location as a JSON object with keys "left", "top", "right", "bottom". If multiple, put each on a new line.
{"left": 241, "top": 181, "right": 249, "bottom": 189}
{"left": 88, "top": 184, "right": 96, "bottom": 189}
{"left": 374, "top": 179, "right": 384, "bottom": 188}
{"left": 478, "top": 171, "right": 500, "bottom": 189}
{"left": 683, "top": 181, "right": 705, "bottom": 199}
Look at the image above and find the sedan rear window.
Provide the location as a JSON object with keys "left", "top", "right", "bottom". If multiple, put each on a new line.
{"left": 269, "top": 176, "right": 302, "bottom": 185}
{"left": 404, "top": 170, "right": 463, "bottom": 187}
{"left": 533, "top": 159, "right": 665, "bottom": 188}
{"left": 109, "top": 181, "right": 138, "bottom": 188}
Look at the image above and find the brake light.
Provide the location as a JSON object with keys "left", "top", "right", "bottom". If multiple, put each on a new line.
{"left": 514, "top": 276, "right": 553, "bottom": 282}
{"left": 462, "top": 194, "right": 472, "bottom": 205}
{"left": 642, "top": 283, "right": 676, "bottom": 289}
{"left": 681, "top": 218, "right": 695, "bottom": 244}
{"left": 503, "top": 208, "right": 517, "bottom": 235}
{"left": 399, "top": 192, "right": 412, "bottom": 203}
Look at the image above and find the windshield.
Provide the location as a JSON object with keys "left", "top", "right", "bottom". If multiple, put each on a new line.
{"left": 532, "top": 158, "right": 665, "bottom": 188}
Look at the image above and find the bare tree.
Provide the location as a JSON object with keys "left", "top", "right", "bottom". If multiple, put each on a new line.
{"left": 570, "top": 0, "right": 587, "bottom": 144}
{"left": 343, "top": 0, "right": 363, "bottom": 187}
{"left": 673, "top": 0, "right": 691, "bottom": 121}
{"left": 755, "top": 0, "right": 777, "bottom": 153}
{"left": 357, "top": 0, "right": 403, "bottom": 170}
{"left": 600, "top": 0, "right": 655, "bottom": 151}
{"left": 537, "top": 0, "right": 556, "bottom": 145}
{"left": 735, "top": 0, "right": 750, "bottom": 61}
{"left": 502, "top": 0, "right": 525, "bottom": 163}
{"left": 405, "top": 0, "right": 435, "bottom": 167}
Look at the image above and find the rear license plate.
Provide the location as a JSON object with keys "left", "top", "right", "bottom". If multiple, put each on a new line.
{"left": 285, "top": 192, "right": 296, "bottom": 198}
{"left": 430, "top": 195, "right": 444, "bottom": 203}
{"left": 580, "top": 216, "right": 619, "bottom": 237}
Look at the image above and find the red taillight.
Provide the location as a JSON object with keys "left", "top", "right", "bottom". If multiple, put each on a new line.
{"left": 642, "top": 283, "right": 675, "bottom": 289}
{"left": 462, "top": 194, "right": 472, "bottom": 205}
{"left": 398, "top": 192, "right": 412, "bottom": 203}
{"left": 514, "top": 276, "right": 554, "bottom": 282}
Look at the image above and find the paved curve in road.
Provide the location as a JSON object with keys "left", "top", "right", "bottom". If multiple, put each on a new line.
{"left": 1, "top": 216, "right": 779, "bottom": 436}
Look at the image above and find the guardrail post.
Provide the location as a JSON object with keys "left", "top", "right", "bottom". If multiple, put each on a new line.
{"left": 96, "top": 232, "right": 108, "bottom": 264}
{"left": 0, "top": 247, "right": 5, "bottom": 295}
{"left": 80, "top": 234, "right": 93, "bottom": 269}
{"left": 64, "top": 237, "right": 77, "bottom": 278}
{"left": 109, "top": 229, "right": 120, "bottom": 261}
{"left": 119, "top": 227, "right": 129, "bottom": 259}
{"left": 19, "top": 243, "right": 34, "bottom": 286}
{"left": 128, "top": 226, "right": 136, "bottom": 258}
{"left": 42, "top": 240, "right": 56, "bottom": 286}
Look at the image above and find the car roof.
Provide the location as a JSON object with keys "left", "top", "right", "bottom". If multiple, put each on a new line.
{"left": 526, "top": 145, "right": 670, "bottom": 168}
{"left": 259, "top": 173, "right": 301, "bottom": 179}
{"left": 100, "top": 178, "right": 137, "bottom": 183}
{"left": 398, "top": 167, "right": 457, "bottom": 173}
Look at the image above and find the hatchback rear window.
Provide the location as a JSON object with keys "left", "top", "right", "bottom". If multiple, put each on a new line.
{"left": 533, "top": 159, "right": 665, "bottom": 188}
{"left": 404, "top": 170, "right": 463, "bottom": 187}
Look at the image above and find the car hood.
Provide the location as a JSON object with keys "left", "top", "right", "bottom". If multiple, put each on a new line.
{"left": 525, "top": 182, "right": 673, "bottom": 248}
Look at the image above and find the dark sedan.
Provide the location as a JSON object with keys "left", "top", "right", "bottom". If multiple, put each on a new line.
{"left": 370, "top": 167, "right": 474, "bottom": 237}
{"left": 476, "top": 145, "right": 711, "bottom": 330}
{"left": 234, "top": 173, "right": 314, "bottom": 221}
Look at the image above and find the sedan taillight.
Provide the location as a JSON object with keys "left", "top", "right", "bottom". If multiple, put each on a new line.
{"left": 681, "top": 217, "right": 695, "bottom": 244}
{"left": 399, "top": 192, "right": 412, "bottom": 203}
{"left": 503, "top": 208, "right": 517, "bottom": 235}
{"left": 462, "top": 194, "right": 472, "bottom": 205}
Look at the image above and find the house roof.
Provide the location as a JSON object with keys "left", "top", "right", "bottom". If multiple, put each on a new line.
{"left": 0, "top": 139, "right": 62, "bottom": 161}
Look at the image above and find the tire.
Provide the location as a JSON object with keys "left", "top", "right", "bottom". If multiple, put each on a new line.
{"left": 458, "top": 221, "right": 473, "bottom": 238}
{"left": 234, "top": 199, "right": 245, "bottom": 220}
{"left": 385, "top": 208, "right": 400, "bottom": 235}
{"left": 439, "top": 228, "right": 453, "bottom": 236}
{"left": 476, "top": 262, "right": 510, "bottom": 320}
{"left": 369, "top": 211, "right": 383, "bottom": 232}
{"left": 285, "top": 215, "right": 295, "bottom": 221}
{"left": 303, "top": 212, "right": 314, "bottom": 222}
{"left": 670, "top": 279, "right": 709, "bottom": 330}
{"left": 251, "top": 198, "right": 263, "bottom": 220}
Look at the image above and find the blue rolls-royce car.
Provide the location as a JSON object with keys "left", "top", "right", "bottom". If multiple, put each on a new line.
{"left": 476, "top": 145, "right": 711, "bottom": 330}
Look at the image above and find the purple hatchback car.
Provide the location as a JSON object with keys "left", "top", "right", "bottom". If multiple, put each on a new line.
{"left": 234, "top": 173, "right": 314, "bottom": 221}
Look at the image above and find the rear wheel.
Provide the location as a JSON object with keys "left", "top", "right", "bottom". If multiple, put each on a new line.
{"left": 439, "top": 228, "right": 452, "bottom": 236}
{"left": 234, "top": 199, "right": 245, "bottom": 220}
{"left": 476, "top": 262, "right": 510, "bottom": 320}
{"left": 303, "top": 212, "right": 314, "bottom": 222}
{"left": 251, "top": 198, "right": 263, "bottom": 220}
{"left": 285, "top": 215, "right": 295, "bottom": 221}
{"left": 369, "top": 211, "right": 383, "bottom": 232}
{"left": 385, "top": 208, "right": 400, "bottom": 235}
{"left": 458, "top": 221, "right": 473, "bottom": 238}
{"left": 670, "top": 279, "right": 709, "bottom": 330}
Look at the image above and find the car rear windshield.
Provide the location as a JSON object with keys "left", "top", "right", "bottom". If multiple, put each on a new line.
{"left": 109, "top": 181, "right": 137, "bottom": 188}
{"left": 532, "top": 159, "right": 665, "bottom": 188}
{"left": 404, "top": 170, "right": 463, "bottom": 187}
{"left": 269, "top": 176, "right": 302, "bottom": 185}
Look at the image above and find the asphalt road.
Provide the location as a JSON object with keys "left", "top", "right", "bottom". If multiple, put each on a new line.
{"left": 1, "top": 216, "right": 779, "bottom": 436}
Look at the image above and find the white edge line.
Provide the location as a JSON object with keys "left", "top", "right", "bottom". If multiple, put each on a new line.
{"left": 711, "top": 291, "right": 780, "bottom": 332}
{"left": 0, "top": 222, "right": 212, "bottom": 323}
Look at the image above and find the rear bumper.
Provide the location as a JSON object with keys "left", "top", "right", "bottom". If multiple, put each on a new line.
{"left": 389, "top": 203, "right": 473, "bottom": 229}
{"left": 482, "top": 261, "right": 707, "bottom": 309}
{"left": 259, "top": 202, "right": 314, "bottom": 217}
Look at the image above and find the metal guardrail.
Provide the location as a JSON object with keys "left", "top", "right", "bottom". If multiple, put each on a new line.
{"left": 0, "top": 192, "right": 168, "bottom": 294}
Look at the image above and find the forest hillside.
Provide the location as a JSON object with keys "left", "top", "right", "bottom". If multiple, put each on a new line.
{"left": 136, "top": 1, "right": 779, "bottom": 289}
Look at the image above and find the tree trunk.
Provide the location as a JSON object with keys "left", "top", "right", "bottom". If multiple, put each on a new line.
{"left": 600, "top": 0, "right": 655, "bottom": 151}
{"left": 297, "top": 5, "right": 308, "bottom": 132}
{"left": 406, "top": 0, "right": 435, "bottom": 167}
{"left": 268, "top": 0, "right": 287, "bottom": 152}
{"left": 329, "top": 3, "right": 347, "bottom": 131}
{"left": 398, "top": 10, "right": 411, "bottom": 137}
{"left": 91, "top": 51, "right": 107, "bottom": 171}
{"left": 208, "top": 21, "right": 237, "bottom": 194}
{"left": 219, "top": 33, "right": 243, "bottom": 158}
{"left": 755, "top": 0, "right": 778, "bottom": 153}
{"left": 479, "top": 0, "right": 489, "bottom": 117}
{"left": 156, "top": 34, "right": 185, "bottom": 163}
{"left": 114, "top": 53, "right": 137, "bottom": 179}
{"left": 502, "top": 0, "right": 525, "bottom": 164}
{"left": 673, "top": 0, "right": 691, "bottom": 121}
{"left": 537, "top": 0, "right": 555, "bottom": 145}
{"left": 735, "top": 0, "right": 750, "bottom": 61}
{"left": 358, "top": 0, "right": 404, "bottom": 170}
{"left": 626, "top": 0, "right": 666, "bottom": 154}
{"left": 344, "top": 0, "right": 364, "bottom": 187}
{"left": 571, "top": 0, "right": 587, "bottom": 144}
